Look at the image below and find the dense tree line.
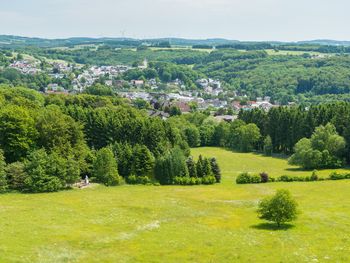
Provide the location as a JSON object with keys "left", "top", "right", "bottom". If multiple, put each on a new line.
{"left": 27, "top": 46, "right": 208, "bottom": 66}
{"left": 277, "top": 44, "right": 350, "bottom": 54}
{"left": 0, "top": 68, "right": 52, "bottom": 91}
{"left": 173, "top": 103, "right": 350, "bottom": 169}
{"left": 237, "top": 103, "right": 350, "bottom": 167}
{"left": 215, "top": 43, "right": 272, "bottom": 50}
{"left": 168, "top": 113, "right": 261, "bottom": 153}
{"left": 0, "top": 86, "right": 220, "bottom": 193}
{"left": 192, "top": 51, "right": 350, "bottom": 103}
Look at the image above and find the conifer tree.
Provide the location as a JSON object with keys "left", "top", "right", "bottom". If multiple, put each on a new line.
{"left": 186, "top": 156, "right": 197, "bottom": 177}
{"left": 210, "top": 158, "right": 221, "bottom": 183}
{"left": 196, "top": 155, "right": 205, "bottom": 177}
{"left": 132, "top": 145, "right": 155, "bottom": 177}
{"left": 93, "top": 147, "right": 120, "bottom": 186}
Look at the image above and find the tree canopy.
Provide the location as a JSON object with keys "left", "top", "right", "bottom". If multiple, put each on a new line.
{"left": 289, "top": 123, "right": 346, "bottom": 169}
{"left": 258, "top": 189, "right": 298, "bottom": 227}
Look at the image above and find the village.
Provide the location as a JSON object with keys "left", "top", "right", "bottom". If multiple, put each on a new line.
{"left": 8, "top": 57, "right": 277, "bottom": 121}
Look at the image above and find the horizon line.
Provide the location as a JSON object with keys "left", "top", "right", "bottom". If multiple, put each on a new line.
{"left": 1, "top": 34, "right": 350, "bottom": 43}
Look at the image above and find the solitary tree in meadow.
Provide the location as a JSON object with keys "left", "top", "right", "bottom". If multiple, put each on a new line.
{"left": 257, "top": 189, "right": 298, "bottom": 227}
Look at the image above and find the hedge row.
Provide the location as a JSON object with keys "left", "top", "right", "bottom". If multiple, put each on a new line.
{"left": 126, "top": 175, "right": 152, "bottom": 185}
{"left": 236, "top": 171, "right": 350, "bottom": 184}
{"left": 173, "top": 176, "right": 216, "bottom": 185}
{"left": 126, "top": 175, "right": 217, "bottom": 185}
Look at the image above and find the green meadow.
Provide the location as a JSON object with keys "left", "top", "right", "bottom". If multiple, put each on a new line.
{"left": 1, "top": 147, "right": 350, "bottom": 262}
{"left": 191, "top": 147, "right": 350, "bottom": 181}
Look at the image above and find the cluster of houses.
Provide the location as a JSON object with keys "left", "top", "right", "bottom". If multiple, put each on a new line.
{"left": 119, "top": 91, "right": 229, "bottom": 115}
{"left": 196, "top": 78, "right": 224, "bottom": 96}
{"left": 196, "top": 78, "right": 222, "bottom": 89}
{"left": 7, "top": 58, "right": 278, "bottom": 122}
{"left": 9, "top": 60, "right": 40, "bottom": 74}
{"left": 232, "top": 97, "right": 275, "bottom": 111}
{"left": 73, "top": 65, "right": 131, "bottom": 92}
{"left": 118, "top": 90, "right": 277, "bottom": 121}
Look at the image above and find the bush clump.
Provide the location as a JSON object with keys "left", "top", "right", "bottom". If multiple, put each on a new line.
{"left": 236, "top": 172, "right": 261, "bottom": 184}
{"left": 202, "top": 176, "right": 216, "bottom": 185}
{"left": 260, "top": 172, "right": 269, "bottom": 183}
{"left": 126, "top": 175, "right": 151, "bottom": 185}
{"left": 310, "top": 170, "right": 318, "bottom": 181}
{"left": 236, "top": 172, "right": 252, "bottom": 184}
{"left": 328, "top": 172, "right": 348, "bottom": 180}
{"left": 172, "top": 176, "right": 216, "bottom": 185}
{"left": 236, "top": 170, "right": 350, "bottom": 185}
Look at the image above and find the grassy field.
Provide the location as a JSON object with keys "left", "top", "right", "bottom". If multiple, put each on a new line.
{"left": 191, "top": 147, "right": 350, "bottom": 181}
{"left": 1, "top": 147, "right": 350, "bottom": 262}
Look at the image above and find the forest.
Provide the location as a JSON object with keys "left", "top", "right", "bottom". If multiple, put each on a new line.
{"left": 0, "top": 86, "right": 220, "bottom": 193}
{"left": 167, "top": 102, "right": 350, "bottom": 170}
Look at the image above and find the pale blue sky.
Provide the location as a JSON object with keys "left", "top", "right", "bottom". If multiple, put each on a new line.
{"left": 1, "top": 0, "right": 349, "bottom": 41}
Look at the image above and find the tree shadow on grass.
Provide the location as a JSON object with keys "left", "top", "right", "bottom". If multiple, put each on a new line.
{"left": 250, "top": 223, "right": 295, "bottom": 231}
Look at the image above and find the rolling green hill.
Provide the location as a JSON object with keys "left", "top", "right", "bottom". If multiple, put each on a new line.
{"left": 0, "top": 147, "right": 349, "bottom": 262}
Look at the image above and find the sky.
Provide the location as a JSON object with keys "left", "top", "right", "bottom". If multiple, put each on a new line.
{"left": 0, "top": 0, "right": 349, "bottom": 41}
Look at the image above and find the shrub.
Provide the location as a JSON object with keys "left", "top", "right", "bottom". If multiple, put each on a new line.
{"left": 278, "top": 175, "right": 294, "bottom": 182}
{"left": 189, "top": 177, "right": 197, "bottom": 185}
{"left": 126, "top": 175, "right": 151, "bottom": 185}
{"left": 260, "top": 172, "right": 269, "bottom": 183}
{"left": 329, "top": 172, "right": 345, "bottom": 180}
{"left": 295, "top": 176, "right": 305, "bottom": 182}
{"left": 236, "top": 172, "right": 252, "bottom": 184}
{"left": 173, "top": 176, "right": 190, "bottom": 185}
{"left": 126, "top": 175, "right": 137, "bottom": 184}
{"left": 138, "top": 176, "right": 152, "bottom": 185}
{"left": 250, "top": 174, "right": 261, "bottom": 184}
{"left": 310, "top": 170, "right": 318, "bottom": 181}
{"left": 236, "top": 172, "right": 262, "bottom": 184}
{"left": 268, "top": 177, "right": 276, "bottom": 182}
{"left": 6, "top": 161, "right": 26, "bottom": 191}
{"left": 173, "top": 176, "right": 184, "bottom": 185}
{"left": 202, "top": 176, "right": 216, "bottom": 185}
{"left": 172, "top": 176, "right": 212, "bottom": 185}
